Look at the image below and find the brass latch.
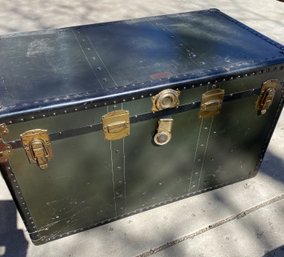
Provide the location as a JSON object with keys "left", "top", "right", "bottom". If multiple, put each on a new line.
{"left": 102, "top": 110, "right": 130, "bottom": 141}
{"left": 256, "top": 79, "right": 279, "bottom": 115}
{"left": 152, "top": 89, "right": 180, "bottom": 112}
{"left": 199, "top": 89, "right": 225, "bottom": 118}
{"left": 0, "top": 124, "right": 12, "bottom": 163}
{"left": 153, "top": 118, "right": 173, "bottom": 146}
{"left": 20, "top": 129, "right": 53, "bottom": 170}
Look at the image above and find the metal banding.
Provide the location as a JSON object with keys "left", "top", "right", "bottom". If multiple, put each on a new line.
{"left": 9, "top": 88, "right": 261, "bottom": 149}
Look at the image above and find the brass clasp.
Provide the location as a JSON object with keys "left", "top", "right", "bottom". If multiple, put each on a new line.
{"left": 20, "top": 129, "right": 53, "bottom": 170}
{"left": 102, "top": 110, "right": 130, "bottom": 141}
{"left": 153, "top": 118, "right": 173, "bottom": 146}
{"left": 199, "top": 89, "right": 225, "bottom": 118}
{"left": 0, "top": 124, "right": 12, "bottom": 163}
{"left": 256, "top": 79, "right": 279, "bottom": 115}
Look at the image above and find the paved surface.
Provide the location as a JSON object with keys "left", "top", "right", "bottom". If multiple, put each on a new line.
{"left": 0, "top": 1, "right": 284, "bottom": 257}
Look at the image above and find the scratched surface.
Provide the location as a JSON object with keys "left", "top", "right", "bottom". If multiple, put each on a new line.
{"left": 4, "top": 66, "right": 283, "bottom": 244}
{"left": 0, "top": 0, "right": 283, "bottom": 256}
{"left": 0, "top": 9, "right": 283, "bottom": 119}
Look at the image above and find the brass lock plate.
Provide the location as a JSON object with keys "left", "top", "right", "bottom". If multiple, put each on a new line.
{"left": 152, "top": 89, "right": 180, "bottom": 112}
{"left": 20, "top": 129, "right": 53, "bottom": 170}
{"left": 102, "top": 110, "right": 130, "bottom": 141}
{"left": 154, "top": 118, "right": 173, "bottom": 146}
{"left": 199, "top": 89, "right": 225, "bottom": 118}
{"left": 0, "top": 124, "right": 12, "bottom": 163}
{"left": 256, "top": 79, "right": 279, "bottom": 115}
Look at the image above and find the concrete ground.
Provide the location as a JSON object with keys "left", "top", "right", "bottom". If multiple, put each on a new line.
{"left": 0, "top": 0, "right": 284, "bottom": 257}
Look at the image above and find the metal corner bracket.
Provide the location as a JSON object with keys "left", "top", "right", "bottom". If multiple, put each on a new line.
{"left": 0, "top": 124, "right": 12, "bottom": 163}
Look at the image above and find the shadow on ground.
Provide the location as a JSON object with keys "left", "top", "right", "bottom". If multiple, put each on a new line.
{"left": 0, "top": 201, "right": 28, "bottom": 257}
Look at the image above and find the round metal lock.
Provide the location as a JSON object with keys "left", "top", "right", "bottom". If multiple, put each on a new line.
{"left": 152, "top": 89, "right": 180, "bottom": 112}
{"left": 154, "top": 131, "right": 171, "bottom": 146}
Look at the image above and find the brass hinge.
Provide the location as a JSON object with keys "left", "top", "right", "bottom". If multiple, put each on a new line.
{"left": 256, "top": 79, "right": 279, "bottom": 115}
{"left": 0, "top": 124, "right": 12, "bottom": 163}
{"left": 152, "top": 89, "right": 180, "bottom": 112}
{"left": 102, "top": 110, "right": 130, "bottom": 141}
{"left": 153, "top": 118, "right": 173, "bottom": 146}
{"left": 20, "top": 129, "right": 53, "bottom": 170}
{"left": 199, "top": 89, "right": 225, "bottom": 118}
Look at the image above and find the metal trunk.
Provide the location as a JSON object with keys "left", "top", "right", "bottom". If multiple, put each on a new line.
{"left": 0, "top": 9, "right": 283, "bottom": 244}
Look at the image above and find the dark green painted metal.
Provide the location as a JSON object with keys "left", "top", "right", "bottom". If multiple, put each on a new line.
{"left": 0, "top": 9, "right": 283, "bottom": 245}
{"left": 3, "top": 68, "right": 283, "bottom": 244}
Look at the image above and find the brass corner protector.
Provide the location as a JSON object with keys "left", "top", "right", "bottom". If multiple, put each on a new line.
{"left": 0, "top": 123, "right": 12, "bottom": 163}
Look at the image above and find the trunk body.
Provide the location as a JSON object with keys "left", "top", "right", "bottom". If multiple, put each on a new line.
{"left": 0, "top": 9, "right": 283, "bottom": 244}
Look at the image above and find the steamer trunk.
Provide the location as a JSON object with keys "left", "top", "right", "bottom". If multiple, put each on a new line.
{"left": 0, "top": 9, "right": 283, "bottom": 244}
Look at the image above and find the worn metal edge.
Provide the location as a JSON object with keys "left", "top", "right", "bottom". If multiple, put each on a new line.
{"left": 1, "top": 64, "right": 284, "bottom": 125}
{"left": 0, "top": 162, "right": 40, "bottom": 241}
{"left": 250, "top": 88, "right": 284, "bottom": 178}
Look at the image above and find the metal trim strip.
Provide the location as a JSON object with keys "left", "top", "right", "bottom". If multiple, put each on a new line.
{"left": 8, "top": 88, "right": 261, "bottom": 149}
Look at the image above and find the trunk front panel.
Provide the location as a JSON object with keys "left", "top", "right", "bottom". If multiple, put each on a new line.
{"left": 4, "top": 69, "right": 283, "bottom": 244}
